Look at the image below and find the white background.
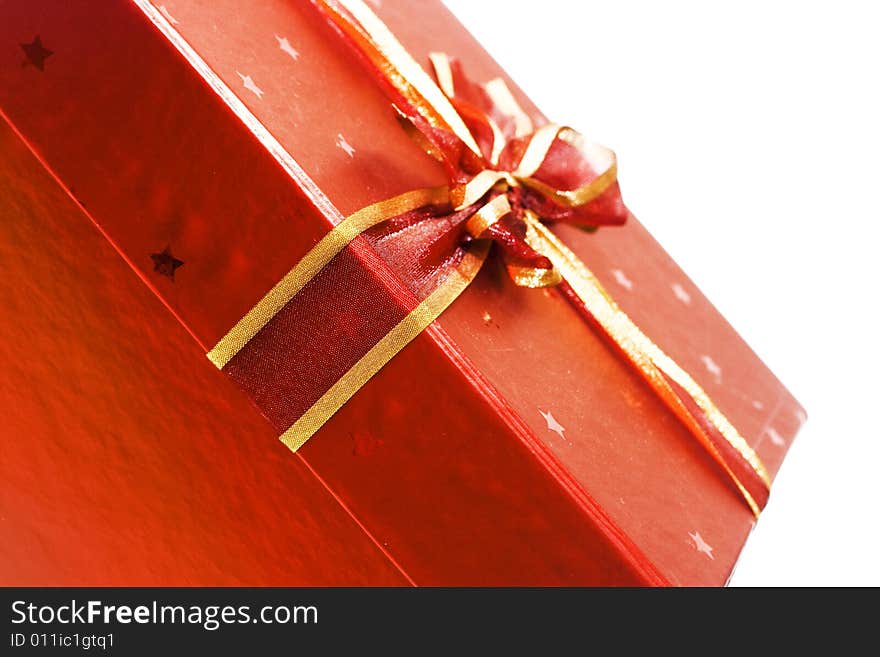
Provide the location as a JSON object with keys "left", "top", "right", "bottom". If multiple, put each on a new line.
{"left": 444, "top": 0, "right": 880, "bottom": 585}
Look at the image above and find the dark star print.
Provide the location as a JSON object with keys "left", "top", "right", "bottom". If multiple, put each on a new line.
{"left": 150, "top": 246, "right": 184, "bottom": 281}
{"left": 20, "top": 36, "right": 53, "bottom": 71}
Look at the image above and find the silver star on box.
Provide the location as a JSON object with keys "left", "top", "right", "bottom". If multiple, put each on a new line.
{"left": 275, "top": 35, "right": 300, "bottom": 61}
{"left": 689, "top": 531, "right": 714, "bottom": 560}
{"left": 236, "top": 72, "right": 263, "bottom": 99}
{"left": 336, "top": 133, "right": 355, "bottom": 157}
{"left": 539, "top": 410, "right": 566, "bottom": 439}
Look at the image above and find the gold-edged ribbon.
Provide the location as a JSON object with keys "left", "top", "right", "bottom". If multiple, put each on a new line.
{"left": 208, "top": 0, "right": 771, "bottom": 515}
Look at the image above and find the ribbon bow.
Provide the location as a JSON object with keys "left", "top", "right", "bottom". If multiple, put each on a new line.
{"left": 208, "top": 0, "right": 772, "bottom": 516}
{"left": 392, "top": 51, "right": 628, "bottom": 293}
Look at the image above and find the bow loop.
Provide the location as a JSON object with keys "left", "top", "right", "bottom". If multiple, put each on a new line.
{"left": 418, "top": 57, "right": 628, "bottom": 287}
{"left": 424, "top": 56, "right": 629, "bottom": 250}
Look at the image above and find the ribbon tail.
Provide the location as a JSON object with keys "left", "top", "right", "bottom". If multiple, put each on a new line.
{"left": 208, "top": 186, "right": 487, "bottom": 453}
{"left": 281, "top": 240, "right": 489, "bottom": 452}
{"left": 524, "top": 214, "right": 771, "bottom": 516}
{"left": 208, "top": 186, "right": 449, "bottom": 369}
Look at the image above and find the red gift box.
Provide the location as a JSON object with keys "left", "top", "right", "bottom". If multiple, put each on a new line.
{"left": 0, "top": 0, "right": 804, "bottom": 585}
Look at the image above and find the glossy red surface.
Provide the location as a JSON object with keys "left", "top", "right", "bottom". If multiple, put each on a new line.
{"left": 0, "top": 120, "right": 406, "bottom": 586}
{"left": 0, "top": 0, "right": 804, "bottom": 585}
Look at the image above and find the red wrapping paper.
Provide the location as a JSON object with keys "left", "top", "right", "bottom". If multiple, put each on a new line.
{"left": 0, "top": 0, "right": 805, "bottom": 585}
{"left": 0, "top": 120, "right": 405, "bottom": 586}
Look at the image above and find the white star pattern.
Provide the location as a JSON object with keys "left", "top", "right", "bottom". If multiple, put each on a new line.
{"left": 539, "top": 409, "right": 566, "bottom": 439}
{"left": 275, "top": 35, "right": 300, "bottom": 61}
{"left": 236, "top": 72, "right": 264, "bottom": 98}
{"left": 336, "top": 133, "right": 356, "bottom": 157}
{"left": 611, "top": 268, "right": 633, "bottom": 291}
{"left": 766, "top": 427, "right": 786, "bottom": 447}
{"left": 158, "top": 5, "right": 179, "bottom": 25}
{"left": 671, "top": 282, "right": 691, "bottom": 305}
{"left": 689, "top": 531, "right": 715, "bottom": 560}
{"left": 700, "top": 354, "right": 722, "bottom": 382}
